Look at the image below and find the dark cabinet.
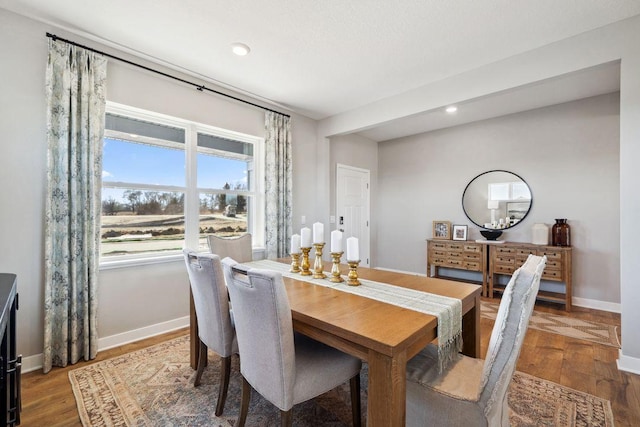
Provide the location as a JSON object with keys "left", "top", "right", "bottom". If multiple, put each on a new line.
{"left": 0, "top": 274, "right": 20, "bottom": 426}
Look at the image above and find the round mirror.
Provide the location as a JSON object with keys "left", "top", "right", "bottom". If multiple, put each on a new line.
{"left": 462, "top": 170, "right": 532, "bottom": 230}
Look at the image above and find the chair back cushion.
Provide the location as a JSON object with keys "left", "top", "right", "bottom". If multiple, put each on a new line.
{"left": 208, "top": 234, "right": 252, "bottom": 263}
{"left": 183, "top": 249, "right": 236, "bottom": 357}
{"left": 222, "top": 259, "right": 296, "bottom": 409}
{"left": 479, "top": 254, "right": 546, "bottom": 425}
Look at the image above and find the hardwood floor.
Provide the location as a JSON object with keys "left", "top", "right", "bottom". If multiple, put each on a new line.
{"left": 20, "top": 300, "right": 640, "bottom": 426}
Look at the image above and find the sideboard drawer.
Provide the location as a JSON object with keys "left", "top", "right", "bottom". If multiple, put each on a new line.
{"left": 431, "top": 257, "right": 447, "bottom": 266}
{"left": 494, "top": 255, "right": 515, "bottom": 265}
{"left": 545, "top": 259, "right": 562, "bottom": 269}
{"left": 516, "top": 248, "right": 536, "bottom": 257}
{"left": 494, "top": 247, "right": 516, "bottom": 255}
{"left": 539, "top": 249, "right": 563, "bottom": 260}
{"left": 464, "top": 261, "right": 481, "bottom": 271}
{"left": 463, "top": 244, "right": 482, "bottom": 253}
{"left": 493, "top": 264, "right": 517, "bottom": 275}
{"left": 542, "top": 268, "right": 563, "bottom": 281}
{"left": 463, "top": 253, "right": 481, "bottom": 262}
{"left": 447, "top": 259, "right": 464, "bottom": 268}
{"left": 431, "top": 242, "right": 447, "bottom": 250}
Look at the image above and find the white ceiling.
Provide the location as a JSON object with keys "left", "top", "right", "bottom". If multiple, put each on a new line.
{"left": 1, "top": 0, "right": 638, "bottom": 140}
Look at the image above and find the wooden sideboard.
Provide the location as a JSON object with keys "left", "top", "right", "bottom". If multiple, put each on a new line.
{"left": 427, "top": 239, "right": 573, "bottom": 311}
{"left": 426, "top": 240, "right": 488, "bottom": 294}
{"left": 489, "top": 242, "right": 572, "bottom": 311}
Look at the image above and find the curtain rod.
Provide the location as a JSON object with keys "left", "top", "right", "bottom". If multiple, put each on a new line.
{"left": 46, "top": 32, "right": 290, "bottom": 118}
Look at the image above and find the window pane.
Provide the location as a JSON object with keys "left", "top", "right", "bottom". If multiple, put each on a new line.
{"left": 197, "top": 133, "right": 252, "bottom": 190}
{"left": 488, "top": 182, "right": 510, "bottom": 201}
{"left": 197, "top": 133, "right": 252, "bottom": 156}
{"left": 511, "top": 182, "right": 532, "bottom": 200}
{"left": 198, "top": 192, "right": 249, "bottom": 251}
{"left": 103, "top": 138, "right": 185, "bottom": 187}
{"left": 106, "top": 113, "right": 185, "bottom": 143}
{"left": 101, "top": 189, "right": 185, "bottom": 257}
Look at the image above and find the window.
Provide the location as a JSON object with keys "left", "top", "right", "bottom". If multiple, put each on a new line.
{"left": 488, "top": 181, "right": 532, "bottom": 201}
{"left": 100, "top": 103, "right": 264, "bottom": 264}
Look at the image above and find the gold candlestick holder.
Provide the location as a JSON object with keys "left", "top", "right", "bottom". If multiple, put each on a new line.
{"left": 347, "top": 260, "right": 361, "bottom": 286}
{"left": 290, "top": 253, "right": 301, "bottom": 273}
{"left": 330, "top": 252, "right": 344, "bottom": 283}
{"left": 313, "top": 243, "right": 327, "bottom": 279}
{"left": 300, "top": 247, "right": 312, "bottom": 276}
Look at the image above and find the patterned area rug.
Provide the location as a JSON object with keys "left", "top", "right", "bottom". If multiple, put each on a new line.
{"left": 70, "top": 335, "right": 614, "bottom": 426}
{"left": 481, "top": 301, "right": 621, "bottom": 348}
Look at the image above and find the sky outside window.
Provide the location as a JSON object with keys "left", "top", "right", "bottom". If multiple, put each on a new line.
{"left": 102, "top": 138, "right": 249, "bottom": 202}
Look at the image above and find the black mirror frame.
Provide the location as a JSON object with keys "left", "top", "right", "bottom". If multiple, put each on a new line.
{"left": 461, "top": 169, "right": 533, "bottom": 230}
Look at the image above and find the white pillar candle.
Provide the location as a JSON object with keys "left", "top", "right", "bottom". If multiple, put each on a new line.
{"left": 290, "top": 234, "right": 301, "bottom": 254}
{"left": 300, "top": 227, "right": 312, "bottom": 247}
{"left": 312, "top": 222, "right": 324, "bottom": 244}
{"left": 331, "top": 230, "right": 343, "bottom": 253}
{"left": 346, "top": 237, "right": 359, "bottom": 261}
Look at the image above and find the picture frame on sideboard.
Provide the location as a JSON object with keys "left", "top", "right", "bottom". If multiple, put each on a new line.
{"left": 452, "top": 224, "right": 468, "bottom": 241}
{"left": 432, "top": 221, "right": 452, "bottom": 240}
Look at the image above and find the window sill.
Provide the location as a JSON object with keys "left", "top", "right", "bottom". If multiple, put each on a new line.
{"left": 99, "top": 245, "right": 266, "bottom": 270}
{"left": 99, "top": 252, "right": 184, "bottom": 270}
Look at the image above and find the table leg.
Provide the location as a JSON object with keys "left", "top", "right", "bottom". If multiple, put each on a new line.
{"left": 461, "top": 293, "right": 481, "bottom": 358}
{"left": 367, "top": 350, "right": 407, "bottom": 426}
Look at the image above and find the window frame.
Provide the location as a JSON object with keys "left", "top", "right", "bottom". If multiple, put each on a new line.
{"left": 100, "top": 102, "right": 264, "bottom": 269}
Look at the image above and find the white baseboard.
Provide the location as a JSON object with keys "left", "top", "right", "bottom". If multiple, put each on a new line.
{"left": 97, "top": 316, "right": 189, "bottom": 351}
{"left": 617, "top": 349, "right": 640, "bottom": 375}
{"left": 572, "top": 297, "right": 621, "bottom": 313}
{"left": 21, "top": 316, "right": 190, "bottom": 373}
{"left": 21, "top": 354, "right": 44, "bottom": 374}
{"left": 373, "top": 266, "right": 427, "bottom": 277}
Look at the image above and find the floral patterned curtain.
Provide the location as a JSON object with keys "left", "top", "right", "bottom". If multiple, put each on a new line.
{"left": 264, "top": 112, "right": 293, "bottom": 258}
{"left": 43, "top": 39, "right": 107, "bottom": 373}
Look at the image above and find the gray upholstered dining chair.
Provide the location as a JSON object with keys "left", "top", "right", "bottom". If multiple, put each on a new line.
{"left": 221, "top": 258, "right": 363, "bottom": 427}
{"left": 405, "top": 254, "right": 546, "bottom": 427}
{"left": 183, "top": 249, "right": 238, "bottom": 416}
{"left": 207, "top": 233, "right": 252, "bottom": 263}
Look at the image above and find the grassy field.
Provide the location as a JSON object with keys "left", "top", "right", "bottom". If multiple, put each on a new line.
{"left": 100, "top": 213, "right": 247, "bottom": 256}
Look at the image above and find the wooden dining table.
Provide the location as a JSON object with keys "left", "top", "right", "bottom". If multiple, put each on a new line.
{"left": 189, "top": 259, "right": 482, "bottom": 426}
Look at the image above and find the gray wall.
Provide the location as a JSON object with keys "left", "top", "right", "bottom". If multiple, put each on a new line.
{"left": 0, "top": 8, "right": 318, "bottom": 368}
{"left": 377, "top": 93, "right": 620, "bottom": 304}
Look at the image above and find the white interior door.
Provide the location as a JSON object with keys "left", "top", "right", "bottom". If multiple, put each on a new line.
{"left": 336, "top": 164, "right": 370, "bottom": 267}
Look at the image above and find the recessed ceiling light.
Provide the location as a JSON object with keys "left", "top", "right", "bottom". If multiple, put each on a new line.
{"left": 231, "top": 42, "right": 251, "bottom": 56}
{"left": 445, "top": 106, "right": 458, "bottom": 114}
